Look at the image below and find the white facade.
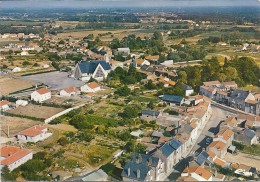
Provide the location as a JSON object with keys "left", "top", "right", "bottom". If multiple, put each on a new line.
{"left": 12, "top": 67, "right": 22, "bottom": 72}
{"left": 4, "top": 152, "right": 33, "bottom": 171}
{"left": 31, "top": 90, "right": 51, "bottom": 103}
{"left": 60, "top": 90, "right": 76, "bottom": 97}
{"left": 185, "top": 89, "right": 194, "bottom": 96}
{"left": 21, "top": 51, "right": 29, "bottom": 56}
{"left": 17, "top": 128, "right": 52, "bottom": 143}
{"left": 1, "top": 104, "right": 10, "bottom": 111}
{"left": 80, "top": 84, "right": 101, "bottom": 93}
{"left": 16, "top": 100, "right": 28, "bottom": 106}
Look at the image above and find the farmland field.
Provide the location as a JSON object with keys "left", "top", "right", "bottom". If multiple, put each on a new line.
{"left": 0, "top": 76, "right": 37, "bottom": 95}
{"left": 0, "top": 116, "right": 42, "bottom": 137}
{"left": 8, "top": 104, "right": 65, "bottom": 119}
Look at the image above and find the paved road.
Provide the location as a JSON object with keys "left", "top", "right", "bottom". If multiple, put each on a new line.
{"left": 191, "top": 106, "right": 234, "bottom": 155}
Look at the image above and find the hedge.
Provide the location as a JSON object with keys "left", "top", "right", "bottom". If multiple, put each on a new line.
{"left": 2, "top": 111, "right": 45, "bottom": 122}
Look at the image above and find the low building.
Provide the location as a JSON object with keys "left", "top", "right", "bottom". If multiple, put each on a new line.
{"left": 207, "top": 141, "right": 228, "bottom": 158}
{"left": 141, "top": 110, "right": 161, "bottom": 121}
{"left": 181, "top": 166, "right": 213, "bottom": 181}
{"left": 16, "top": 100, "right": 28, "bottom": 106}
{"left": 233, "top": 128, "right": 257, "bottom": 145}
{"left": 12, "top": 67, "right": 22, "bottom": 72}
{"left": 80, "top": 82, "right": 101, "bottom": 93}
{"left": 17, "top": 125, "right": 52, "bottom": 143}
{"left": 31, "top": 88, "right": 51, "bottom": 103}
{"left": 0, "top": 145, "right": 33, "bottom": 171}
{"left": 0, "top": 100, "right": 10, "bottom": 111}
{"left": 117, "top": 47, "right": 130, "bottom": 56}
{"left": 183, "top": 84, "right": 194, "bottom": 96}
{"left": 60, "top": 87, "right": 77, "bottom": 97}
{"left": 160, "top": 94, "right": 184, "bottom": 106}
{"left": 81, "top": 169, "right": 108, "bottom": 181}
{"left": 134, "top": 59, "right": 150, "bottom": 68}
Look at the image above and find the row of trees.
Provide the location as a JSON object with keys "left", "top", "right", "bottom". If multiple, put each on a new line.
{"left": 179, "top": 56, "right": 260, "bottom": 90}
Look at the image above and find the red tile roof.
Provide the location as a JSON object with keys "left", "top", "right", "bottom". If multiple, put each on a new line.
{"left": 216, "top": 128, "right": 234, "bottom": 141}
{"left": 36, "top": 88, "right": 49, "bottom": 95}
{"left": 183, "top": 166, "right": 212, "bottom": 180}
{"left": 0, "top": 146, "right": 32, "bottom": 166}
{"left": 203, "top": 80, "right": 221, "bottom": 87}
{"left": 213, "top": 157, "right": 226, "bottom": 167}
{"left": 63, "top": 86, "right": 76, "bottom": 93}
{"left": 87, "top": 82, "right": 100, "bottom": 89}
{"left": 0, "top": 100, "right": 10, "bottom": 107}
{"left": 18, "top": 125, "right": 46, "bottom": 137}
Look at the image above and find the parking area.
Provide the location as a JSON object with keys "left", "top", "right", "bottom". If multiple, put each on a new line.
{"left": 21, "top": 71, "right": 85, "bottom": 90}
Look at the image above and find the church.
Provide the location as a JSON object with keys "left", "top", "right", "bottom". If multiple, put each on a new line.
{"left": 71, "top": 60, "right": 112, "bottom": 81}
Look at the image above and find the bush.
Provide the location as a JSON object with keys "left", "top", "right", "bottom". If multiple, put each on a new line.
{"left": 58, "top": 137, "right": 69, "bottom": 146}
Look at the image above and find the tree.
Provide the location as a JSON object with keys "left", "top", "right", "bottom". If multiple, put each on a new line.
{"left": 58, "top": 137, "right": 69, "bottom": 146}
{"left": 1, "top": 166, "right": 18, "bottom": 181}
{"left": 147, "top": 101, "right": 155, "bottom": 109}
{"left": 179, "top": 71, "right": 187, "bottom": 84}
{"left": 121, "top": 105, "right": 140, "bottom": 118}
{"left": 115, "top": 86, "right": 131, "bottom": 96}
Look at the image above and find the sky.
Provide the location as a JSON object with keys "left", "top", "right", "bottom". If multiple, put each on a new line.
{"left": 1, "top": 0, "right": 260, "bottom": 9}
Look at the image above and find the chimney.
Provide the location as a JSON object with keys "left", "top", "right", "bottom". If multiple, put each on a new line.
{"left": 128, "top": 168, "right": 130, "bottom": 177}
{"left": 137, "top": 169, "right": 141, "bottom": 178}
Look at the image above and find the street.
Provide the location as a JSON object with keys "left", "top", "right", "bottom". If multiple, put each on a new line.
{"left": 191, "top": 106, "right": 234, "bottom": 155}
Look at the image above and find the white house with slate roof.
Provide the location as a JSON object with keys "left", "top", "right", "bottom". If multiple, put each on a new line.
{"left": 71, "top": 60, "right": 112, "bottom": 81}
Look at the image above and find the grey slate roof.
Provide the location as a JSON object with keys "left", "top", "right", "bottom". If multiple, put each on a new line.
{"left": 151, "top": 131, "right": 164, "bottom": 138}
{"left": 169, "top": 138, "right": 182, "bottom": 150}
{"left": 244, "top": 128, "right": 256, "bottom": 139}
{"left": 183, "top": 84, "right": 193, "bottom": 91}
{"left": 142, "top": 110, "right": 160, "bottom": 117}
{"left": 121, "top": 153, "right": 159, "bottom": 181}
{"left": 229, "top": 90, "right": 250, "bottom": 103}
{"left": 78, "top": 60, "right": 111, "bottom": 74}
{"left": 160, "top": 143, "right": 175, "bottom": 157}
{"left": 81, "top": 169, "right": 108, "bottom": 181}
{"left": 140, "top": 64, "right": 149, "bottom": 71}
{"left": 196, "top": 151, "right": 210, "bottom": 165}
{"left": 161, "top": 94, "right": 184, "bottom": 103}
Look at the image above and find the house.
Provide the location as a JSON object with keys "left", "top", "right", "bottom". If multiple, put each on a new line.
{"left": 31, "top": 88, "right": 51, "bottom": 102}
{"left": 181, "top": 166, "right": 213, "bottom": 181}
{"left": 0, "top": 145, "right": 33, "bottom": 171}
{"left": 207, "top": 141, "right": 228, "bottom": 158}
{"left": 220, "top": 117, "right": 238, "bottom": 129}
{"left": 80, "top": 82, "right": 101, "bottom": 93}
{"left": 0, "top": 100, "right": 10, "bottom": 111}
{"left": 215, "top": 91, "right": 229, "bottom": 104}
{"left": 17, "top": 125, "right": 52, "bottom": 143}
{"left": 12, "top": 67, "right": 22, "bottom": 72}
{"left": 72, "top": 60, "right": 111, "bottom": 81}
{"left": 121, "top": 153, "right": 164, "bottom": 181}
{"left": 134, "top": 59, "right": 150, "bottom": 68}
{"left": 228, "top": 90, "right": 255, "bottom": 112}
{"left": 199, "top": 86, "right": 217, "bottom": 99}
{"left": 160, "top": 94, "right": 184, "bottom": 106}
{"left": 141, "top": 110, "right": 161, "bottom": 121}
{"left": 16, "top": 100, "right": 28, "bottom": 106}
{"left": 183, "top": 84, "right": 194, "bottom": 96}
{"left": 233, "top": 128, "right": 257, "bottom": 145}
{"left": 145, "top": 55, "right": 160, "bottom": 63}
{"left": 20, "top": 51, "right": 29, "bottom": 56}
{"left": 60, "top": 87, "right": 77, "bottom": 97}
{"left": 81, "top": 169, "right": 108, "bottom": 181}
{"left": 195, "top": 151, "right": 213, "bottom": 166}
{"left": 116, "top": 47, "right": 130, "bottom": 56}
{"left": 203, "top": 80, "right": 221, "bottom": 88}
{"left": 152, "top": 139, "right": 183, "bottom": 173}
{"left": 214, "top": 128, "right": 234, "bottom": 146}
{"left": 222, "top": 81, "right": 238, "bottom": 90}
